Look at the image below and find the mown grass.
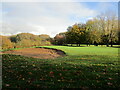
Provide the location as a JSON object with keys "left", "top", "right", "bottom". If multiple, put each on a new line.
{"left": 41, "top": 45, "right": 118, "bottom": 56}
{"left": 2, "top": 46, "right": 120, "bottom": 89}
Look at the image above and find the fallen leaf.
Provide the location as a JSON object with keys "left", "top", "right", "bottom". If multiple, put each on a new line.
{"left": 49, "top": 71, "right": 54, "bottom": 74}
{"left": 107, "top": 82, "right": 113, "bottom": 86}
{"left": 5, "top": 84, "right": 10, "bottom": 87}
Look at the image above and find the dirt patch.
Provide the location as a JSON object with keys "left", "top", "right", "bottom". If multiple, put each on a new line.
{"left": 2, "top": 48, "right": 66, "bottom": 59}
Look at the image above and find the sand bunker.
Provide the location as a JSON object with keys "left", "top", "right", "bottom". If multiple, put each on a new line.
{"left": 2, "top": 48, "right": 66, "bottom": 59}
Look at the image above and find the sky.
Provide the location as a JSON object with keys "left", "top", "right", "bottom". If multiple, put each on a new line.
{"left": 0, "top": 1, "right": 118, "bottom": 37}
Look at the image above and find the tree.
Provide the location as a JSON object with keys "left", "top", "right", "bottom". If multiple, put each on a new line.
{"left": 9, "top": 35, "right": 17, "bottom": 43}
{"left": 66, "top": 23, "right": 88, "bottom": 46}
{"left": 1, "top": 33, "right": 52, "bottom": 49}
{"left": 54, "top": 32, "right": 66, "bottom": 45}
{"left": 66, "top": 26, "right": 76, "bottom": 45}
{"left": 0, "top": 36, "right": 14, "bottom": 49}
{"left": 39, "top": 34, "right": 51, "bottom": 45}
{"left": 86, "top": 11, "right": 118, "bottom": 47}
{"left": 13, "top": 33, "right": 42, "bottom": 47}
{"left": 97, "top": 11, "right": 118, "bottom": 47}
{"left": 39, "top": 34, "right": 50, "bottom": 41}
{"left": 86, "top": 19, "right": 102, "bottom": 46}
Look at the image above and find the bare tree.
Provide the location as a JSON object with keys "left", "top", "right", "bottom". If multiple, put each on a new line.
{"left": 97, "top": 11, "right": 118, "bottom": 47}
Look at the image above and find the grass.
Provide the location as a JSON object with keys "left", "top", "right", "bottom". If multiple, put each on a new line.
{"left": 41, "top": 45, "right": 118, "bottom": 56}
{"left": 2, "top": 45, "right": 120, "bottom": 89}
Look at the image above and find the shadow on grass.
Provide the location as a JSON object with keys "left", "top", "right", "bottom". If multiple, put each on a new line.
{"left": 2, "top": 54, "right": 119, "bottom": 89}
{"left": 112, "top": 46, "right": 120, "bottom": 48}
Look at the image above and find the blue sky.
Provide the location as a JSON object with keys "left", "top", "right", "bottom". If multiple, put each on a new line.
{"left": 0, "top": 2, "right": 118, "bottom": 37}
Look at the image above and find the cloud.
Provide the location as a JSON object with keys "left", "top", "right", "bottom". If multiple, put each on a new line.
{"left": 1, "top": 2, "right": 98, "bottom": 37}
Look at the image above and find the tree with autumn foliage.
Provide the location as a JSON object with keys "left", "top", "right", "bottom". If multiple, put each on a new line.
{"left": 66, "top": 23, "right": 87, "bottom": 46}
{"left": 39, "top": 34, "right": 51, "bottom": 45}
{"left": 0, "top": 36, "right": 14, "bottom": 49}
{"left": 14, "top": 33, "right": 42, "bottom": 47}
{"left": 86, "top": 19, "right": 102, "bottom": 45}
{"left": 86, "top": 11, "right": 118, "bottom": 47}
{"left": 54, "top": 32, "right": 66, "bottom": 45}
{"left": 1, "top": 33, "right": 53, "bottom": 50}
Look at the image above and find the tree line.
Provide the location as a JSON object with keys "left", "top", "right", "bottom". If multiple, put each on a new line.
{"left": 54, "top": 12, "right": 119, "bottom": 47}
{"left": 0, "top": 33, "right": 51, "bottom": 50}
{"left": 1, "top": 12, "right": 119, "bottom": 50}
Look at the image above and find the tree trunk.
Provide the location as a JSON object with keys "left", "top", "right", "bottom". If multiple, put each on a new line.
{"left": 111, "top": 44, "right": 113, "bottom": 47}
{"left": 106, "top": 43, "right": 109, "bottom": 47}
{"left": 110, "top": 42, "right": 113, "bottom": 47}
{"left": 110, "top": 39, "right": 113, "bottom": 47}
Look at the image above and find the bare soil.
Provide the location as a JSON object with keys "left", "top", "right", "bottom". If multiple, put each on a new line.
{"left": 2, "top": 48, "right": 65, "bottom": 59}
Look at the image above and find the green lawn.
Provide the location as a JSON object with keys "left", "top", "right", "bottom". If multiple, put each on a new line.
{"left": 41, "top": 45, "right": 118, "bottom": 56}
{"left": 2, "top": 46, "right": 120, "bottom": 89}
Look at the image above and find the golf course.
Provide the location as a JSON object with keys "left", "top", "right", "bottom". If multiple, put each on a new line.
{"left": 1, "top": 1, "right": 119, "bottom": 89}
{"left": 2, "top": 45, "right": 119, "bottom": 88}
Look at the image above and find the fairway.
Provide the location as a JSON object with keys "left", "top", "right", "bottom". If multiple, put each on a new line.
{"left": 41, "top": 46, "right": 118, "bottom": 56}
{"left": 2, "top": 46, "right": 119, "bottom": 88}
